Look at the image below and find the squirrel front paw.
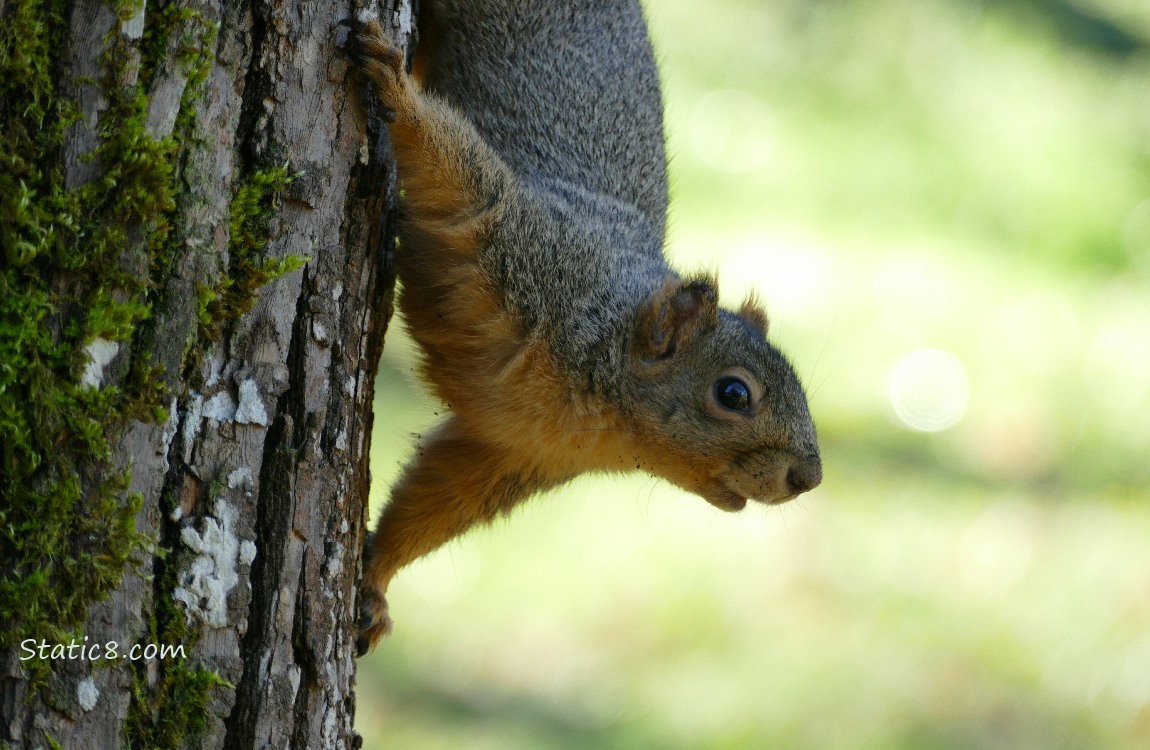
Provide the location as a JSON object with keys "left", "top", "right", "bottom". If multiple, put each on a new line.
{"left": 356, "top": 582, "right": 393, "bottom": 656}
{"left": 339, "top": 18, "right": 409, "bottom": 120}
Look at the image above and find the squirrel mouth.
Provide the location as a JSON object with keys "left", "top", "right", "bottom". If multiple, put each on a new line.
{"left": 704, "top": 486, "right": 748, "bottom": 513}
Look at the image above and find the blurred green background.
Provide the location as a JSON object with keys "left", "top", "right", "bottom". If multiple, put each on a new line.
{"left": 357, "top": 0, "right": 1150, "bottom": 747}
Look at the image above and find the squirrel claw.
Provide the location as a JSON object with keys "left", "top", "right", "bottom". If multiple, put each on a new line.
{"left": 339, "top": 18, "right": 408, "bottom": 118}
{"left": 339, "top": 18, "right": 405, "bottom": 78}
{"left": 356, "top": 586, "right": 393, "bottom": 656}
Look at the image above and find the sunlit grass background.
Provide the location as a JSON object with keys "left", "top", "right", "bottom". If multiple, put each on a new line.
{"left": 357, "top": 0, "right": 1150, "bottom": 747}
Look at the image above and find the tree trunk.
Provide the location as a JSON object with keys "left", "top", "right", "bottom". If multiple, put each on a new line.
{"left": 0, "top": 1, "right": 411, "bottom": 747}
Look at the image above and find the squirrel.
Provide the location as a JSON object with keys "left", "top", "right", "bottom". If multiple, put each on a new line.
{"left": 344, "top": 0, "right": 822, "bottom": 654}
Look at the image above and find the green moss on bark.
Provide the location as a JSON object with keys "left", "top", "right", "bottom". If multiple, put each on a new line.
{"left": 0, "top": 0, "right": 168, "bottom": 680}
{"left": 198, "top": 164, "right": 306, "bottom": 340}
{"left": 1, "top": 1, "right": 304, "bottom": 742}
{"left": 0, "top": 0, "right": 218, "bottom": 715}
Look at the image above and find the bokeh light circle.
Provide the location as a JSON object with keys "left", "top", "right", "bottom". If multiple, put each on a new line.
{"left": 889, "top": 348, "right": 969, "bottom": 432}
{"left": 687, "top": 89, "right": 775, "bottom": 174}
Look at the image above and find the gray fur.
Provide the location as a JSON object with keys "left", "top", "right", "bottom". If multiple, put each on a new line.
{"left": 425, "top": 0, "right": 672, "bottom": 389}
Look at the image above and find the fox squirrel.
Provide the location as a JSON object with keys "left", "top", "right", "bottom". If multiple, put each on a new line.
{"left": 345, "top": 0, "right": 822, "bottom": 654}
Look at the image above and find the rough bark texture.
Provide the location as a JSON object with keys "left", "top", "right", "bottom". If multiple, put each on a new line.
{"left": 0, "top": 0, "right": 411, "bottom": 747}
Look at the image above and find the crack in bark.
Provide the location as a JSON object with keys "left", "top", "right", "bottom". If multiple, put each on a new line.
{"left": 222, "top": 410, "right": 297, "bottom": 748}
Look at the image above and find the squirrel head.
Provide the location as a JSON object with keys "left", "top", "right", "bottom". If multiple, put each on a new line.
{"left": 623, "top": 276, "right": 822, "bottom": 512}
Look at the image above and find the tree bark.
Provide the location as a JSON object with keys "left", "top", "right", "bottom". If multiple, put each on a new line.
{"left": 0, "top": 1, "right": 411, "bottom": 747}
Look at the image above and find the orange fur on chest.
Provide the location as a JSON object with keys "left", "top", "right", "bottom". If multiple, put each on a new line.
{"left": 465, "top": 335, "right": 633, "bottom": 480}
{"left": 405, "top": 271, "right": 632, "bottom": 483}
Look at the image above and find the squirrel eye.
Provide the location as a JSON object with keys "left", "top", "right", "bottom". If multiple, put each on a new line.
{"left": 714, "top": 376, "right": 751, "bottom": 412}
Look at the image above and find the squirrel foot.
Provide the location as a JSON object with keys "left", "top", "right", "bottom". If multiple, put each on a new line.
{"left": 339, "top": 18, "right": 408, "bottom": 121}
{"left": 356, "top": 582, "right": 393, "bottom": 656}
{"left": 356, "top": 530, "right": 394, "bottom": 655}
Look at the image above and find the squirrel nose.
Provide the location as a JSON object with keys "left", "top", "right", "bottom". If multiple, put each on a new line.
{"left": 786, "top": 457, "right": 822, "bottom": 495}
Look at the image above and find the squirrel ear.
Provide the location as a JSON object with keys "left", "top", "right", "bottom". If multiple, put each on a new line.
{"left": 634, "top": 277, "right": 719, "bottom": 361}
{"left": 739, "top": 292, "right": 769, "bottom": 337}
